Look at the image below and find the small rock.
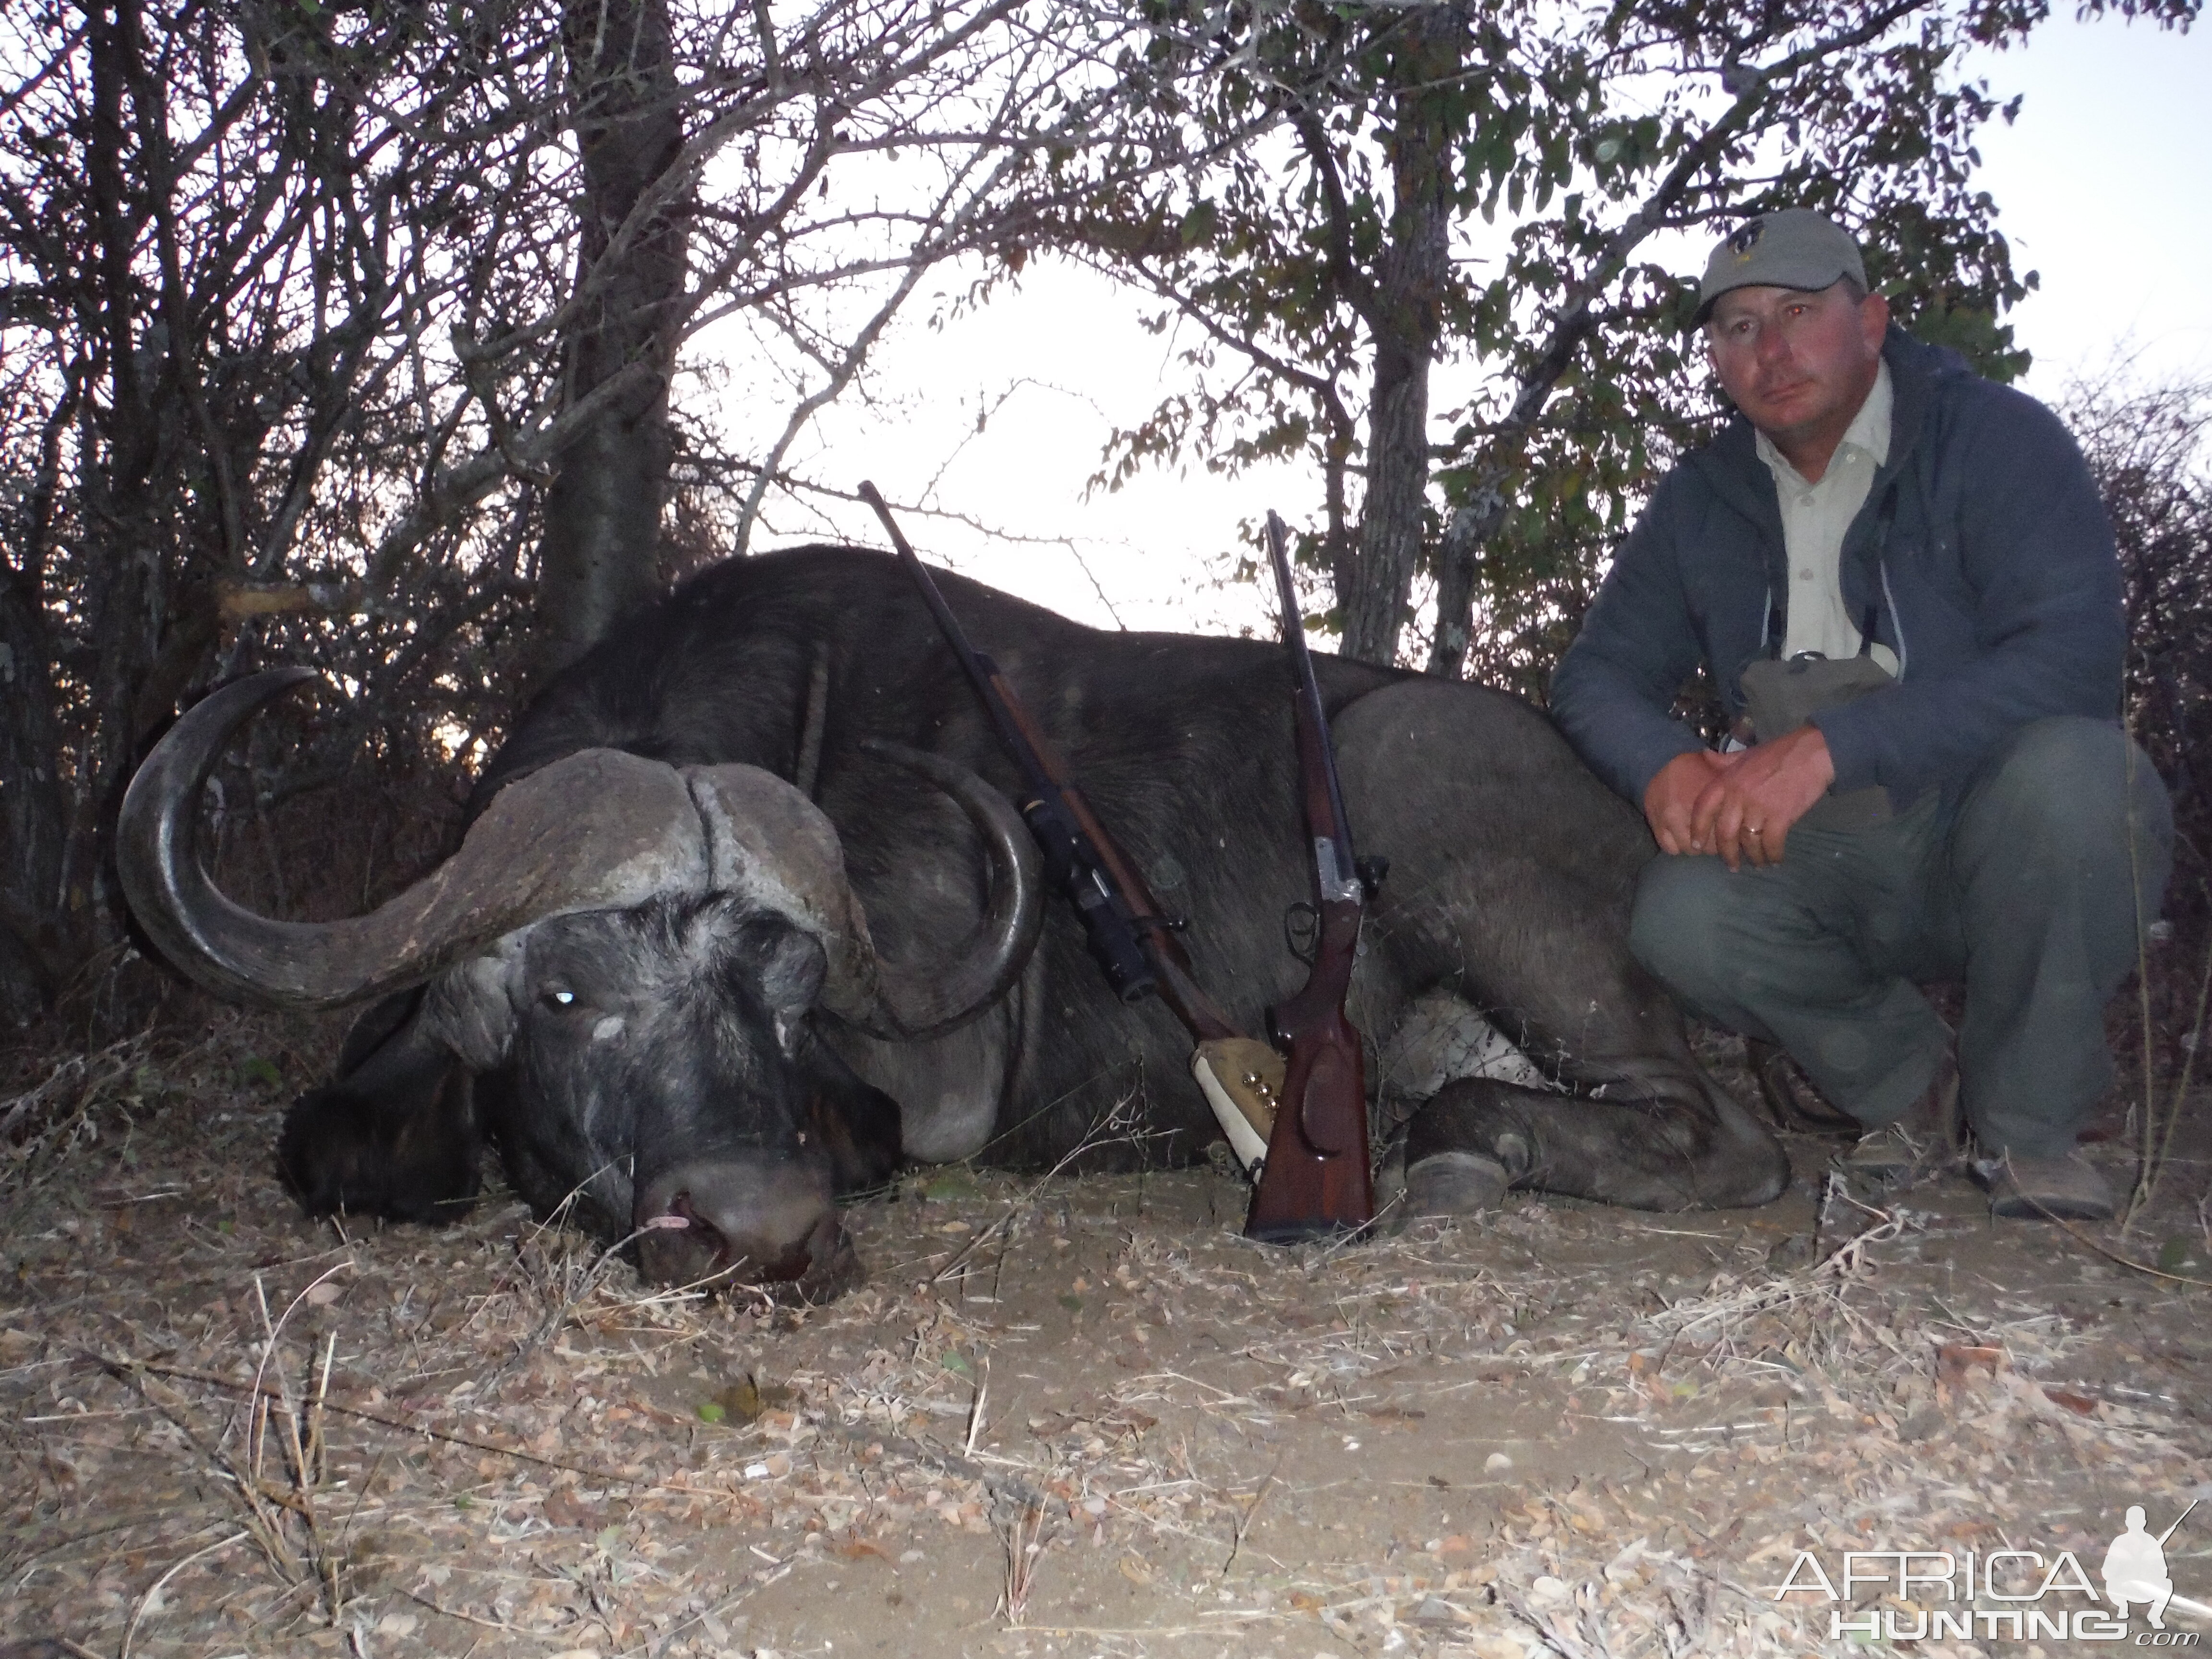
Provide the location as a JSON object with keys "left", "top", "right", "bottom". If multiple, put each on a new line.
{"left": 1484, "top": 1452, "right": 1513, "bottom": 1473}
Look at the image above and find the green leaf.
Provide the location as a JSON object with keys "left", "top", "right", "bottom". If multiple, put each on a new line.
{"left": 238, "top": 1055, "right": 282, "bottom": 1090}
{"left": 696, "top": 1400, "right": 726, "bottom": 1423}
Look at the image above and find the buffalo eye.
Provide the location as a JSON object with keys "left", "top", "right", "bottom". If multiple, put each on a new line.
{"left": 542, "top": 988, "right": 577, "bottom": 1010}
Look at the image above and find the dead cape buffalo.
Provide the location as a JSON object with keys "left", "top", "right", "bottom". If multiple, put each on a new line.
{"left": 120, "top": 545, "right": 1786, "bottom": 1297}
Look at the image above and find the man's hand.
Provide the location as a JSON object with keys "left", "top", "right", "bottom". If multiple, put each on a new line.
{"left": 1695, "top": 725, "right": 1836, "bottom": 868}
{"left": 1643, "top": 728, "right": 1838, "bottom": 868}
{"left": 1642, "top": 750, "right": 1728, "bottom": 856}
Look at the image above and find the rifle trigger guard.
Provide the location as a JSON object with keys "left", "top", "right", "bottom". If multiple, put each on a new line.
{"left": 1282, "top": 901, "right": 1318, "bottom": 967}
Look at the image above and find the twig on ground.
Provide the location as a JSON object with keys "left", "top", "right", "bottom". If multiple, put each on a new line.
{"left": 2008, "top": 1174, "right": 2212, "bottom": 1288}
{"left": 998, "top": 1496, "right": 1047, "bottom": 1626}
{"left": 2127, "top": 881, "right": 2212, "bottom": 1227}
{"left": 119, "top": 1528, "right": 248, "bottom": 1659}
{"left": 963, "top": 1358, "right": 990, "bottom": 1457}
{"left": 96, "top": 1353, "right": 651, "bottom": 1487}
{"left": 1219, "top": 1454, "right": 1281, "bottom": 1578}
{"left": 933, "top": 1090, "right": 1159, "bottom": 1287}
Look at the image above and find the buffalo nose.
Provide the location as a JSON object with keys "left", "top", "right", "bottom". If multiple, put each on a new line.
{"left": 633, "top": 1159, "right": 836, "bottom": 1286}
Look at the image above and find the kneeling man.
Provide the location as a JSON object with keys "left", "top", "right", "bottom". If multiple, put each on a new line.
{"left": 1550, "top": 209, "right": 2171, "bottom": 1220}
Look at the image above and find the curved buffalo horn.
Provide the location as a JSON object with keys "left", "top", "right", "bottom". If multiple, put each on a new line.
{"left": 122, "top": 673, "right": 1043, "bottom": 1036}
{"left": 119, "top": 671, "right": 719, "bottom": 1010}
{"left": 682, "top": 739, "right": 1043, "bottom": 1043}
{"left": 850, "top": 739, "right": 1041, "bottom": 1038}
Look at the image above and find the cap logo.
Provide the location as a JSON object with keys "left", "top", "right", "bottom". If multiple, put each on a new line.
{"left": 1727, "top": 219, "right": 1766, "bottom": 263}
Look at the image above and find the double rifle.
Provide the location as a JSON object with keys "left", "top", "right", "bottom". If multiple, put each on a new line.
{"left": 858, "top": 483, "right": 1374, "bottom": 1240}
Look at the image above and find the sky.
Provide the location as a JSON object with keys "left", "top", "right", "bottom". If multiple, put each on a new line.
{"left": 732, "top": 9, "right": 2212, "bottom": 637}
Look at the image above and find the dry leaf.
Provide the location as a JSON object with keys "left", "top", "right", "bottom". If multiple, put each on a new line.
{"left": 1936, "top": 1343, "right": 2005, "bottom": 1388}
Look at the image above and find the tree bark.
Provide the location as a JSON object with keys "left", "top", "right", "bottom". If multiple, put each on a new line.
{"left": 74, "top": 0, "right": 177, "bottom": 973}
{"left": 0, "top": 563, "right": 72, "bottom": 1016}
{"left": 1424, "top": 502, "right": 1488, "bottom": 682}
{"left": 1338, "top": 4, "right": 1460, "bottom": 667}
{"left": 533, "top": 0, "right": 689, "bottom": 685}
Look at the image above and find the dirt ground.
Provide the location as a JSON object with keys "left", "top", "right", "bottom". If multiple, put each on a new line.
{"left": 4, "top": 1014, "right": 2210, "bottom": 1659}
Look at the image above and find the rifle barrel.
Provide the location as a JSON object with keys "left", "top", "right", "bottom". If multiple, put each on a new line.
{"left": 860, "top": 483, "right": 1039, "bottom": 781}
{"left": 1264, "top": 512, "right": 1358, "bottom": 888}
{"left": 2157, "top": 1498, "right": 2199, "bottom": 1546}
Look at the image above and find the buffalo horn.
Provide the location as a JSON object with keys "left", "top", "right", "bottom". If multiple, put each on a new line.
{"left": 121, "top": 673, "right": 1043, "bottom": 1036}
{"left": 119, "top": 672, "right": 718, "bottom": 1010}
{"left": 682, "top": 739, "right": 1044, "bottom": 1042}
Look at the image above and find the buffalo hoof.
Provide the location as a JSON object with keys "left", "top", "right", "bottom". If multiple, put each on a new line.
{"left": 1403, "top": 1150, "right": 1510, "bottom": 1216}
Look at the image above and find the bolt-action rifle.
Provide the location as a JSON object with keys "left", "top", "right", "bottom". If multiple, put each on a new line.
{"left": 1243, "top": 511, "right": 1378, "bottom": 1242}
{"left": 858, "top": 483, "right": 1283, "bottom": 1152}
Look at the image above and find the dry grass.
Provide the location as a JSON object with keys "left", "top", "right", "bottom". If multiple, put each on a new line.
{"left": 2, "top": 1020, "right": 2209, "bottom": 1658}
{"left": 2129, "top": 896, "right": 2212, "bottom": 1227}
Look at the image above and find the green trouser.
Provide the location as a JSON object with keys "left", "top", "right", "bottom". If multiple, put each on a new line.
{"left": 1629, "top": 718, "right": 2173, "bottom": 1157}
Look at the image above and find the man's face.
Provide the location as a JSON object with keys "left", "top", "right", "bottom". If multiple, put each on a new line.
{"left": 1705, "top": 280, "right": 1889, "bottom": 464}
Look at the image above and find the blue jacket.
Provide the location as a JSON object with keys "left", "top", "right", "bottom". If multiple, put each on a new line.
{"left": 1549, "top": 327, "right": 2125, "bottom": 811}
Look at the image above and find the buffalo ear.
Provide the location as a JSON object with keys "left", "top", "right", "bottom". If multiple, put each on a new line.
{"left": 282, "top": 991, "right": 485, "bottom": 1223}
{"left": 419, "top": 944, "right": 523, "bottom": 1071}
{"left": 736, "top": 917, "right": 827, "bottom": 1055}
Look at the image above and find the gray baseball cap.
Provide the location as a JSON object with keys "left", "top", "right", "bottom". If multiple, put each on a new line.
{"left": 1695, "top": 209, "right": 1868, "bottom": 324}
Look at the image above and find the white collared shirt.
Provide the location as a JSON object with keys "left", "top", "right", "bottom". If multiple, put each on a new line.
{"left": 1756, "top": 360, "right": 1899, "bottom": 673}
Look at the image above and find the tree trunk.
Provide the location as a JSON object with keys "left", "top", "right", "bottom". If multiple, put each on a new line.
{"left": 1338, "top": 4, "right": 1460, "bottom": 667}
{"left": 74, "top": 0, "right": 177, "bottom": 978}
{"left": 533, "top": 0, "right": 689, "bottom": 685}
{"left": 1424, "top": 501, "right": 1488, "bottom": 681}
{"left": 0, "top": 565, "right": 72, "bottom": 1019}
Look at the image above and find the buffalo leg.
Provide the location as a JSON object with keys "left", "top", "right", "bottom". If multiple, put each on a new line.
{"left": 1375, "top": 854, "right": 1787, "bottom": 1212}
{"left": 1400, "top": 1070, "right": 1787, "bottom": 1213}
{"left": 1333, "top": 680, "right": 1789, "bottom": 1214}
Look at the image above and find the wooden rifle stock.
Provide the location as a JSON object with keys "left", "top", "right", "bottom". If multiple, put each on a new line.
{"left": 1245, "top": 512, "right": 1375, "bottom": 1243}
